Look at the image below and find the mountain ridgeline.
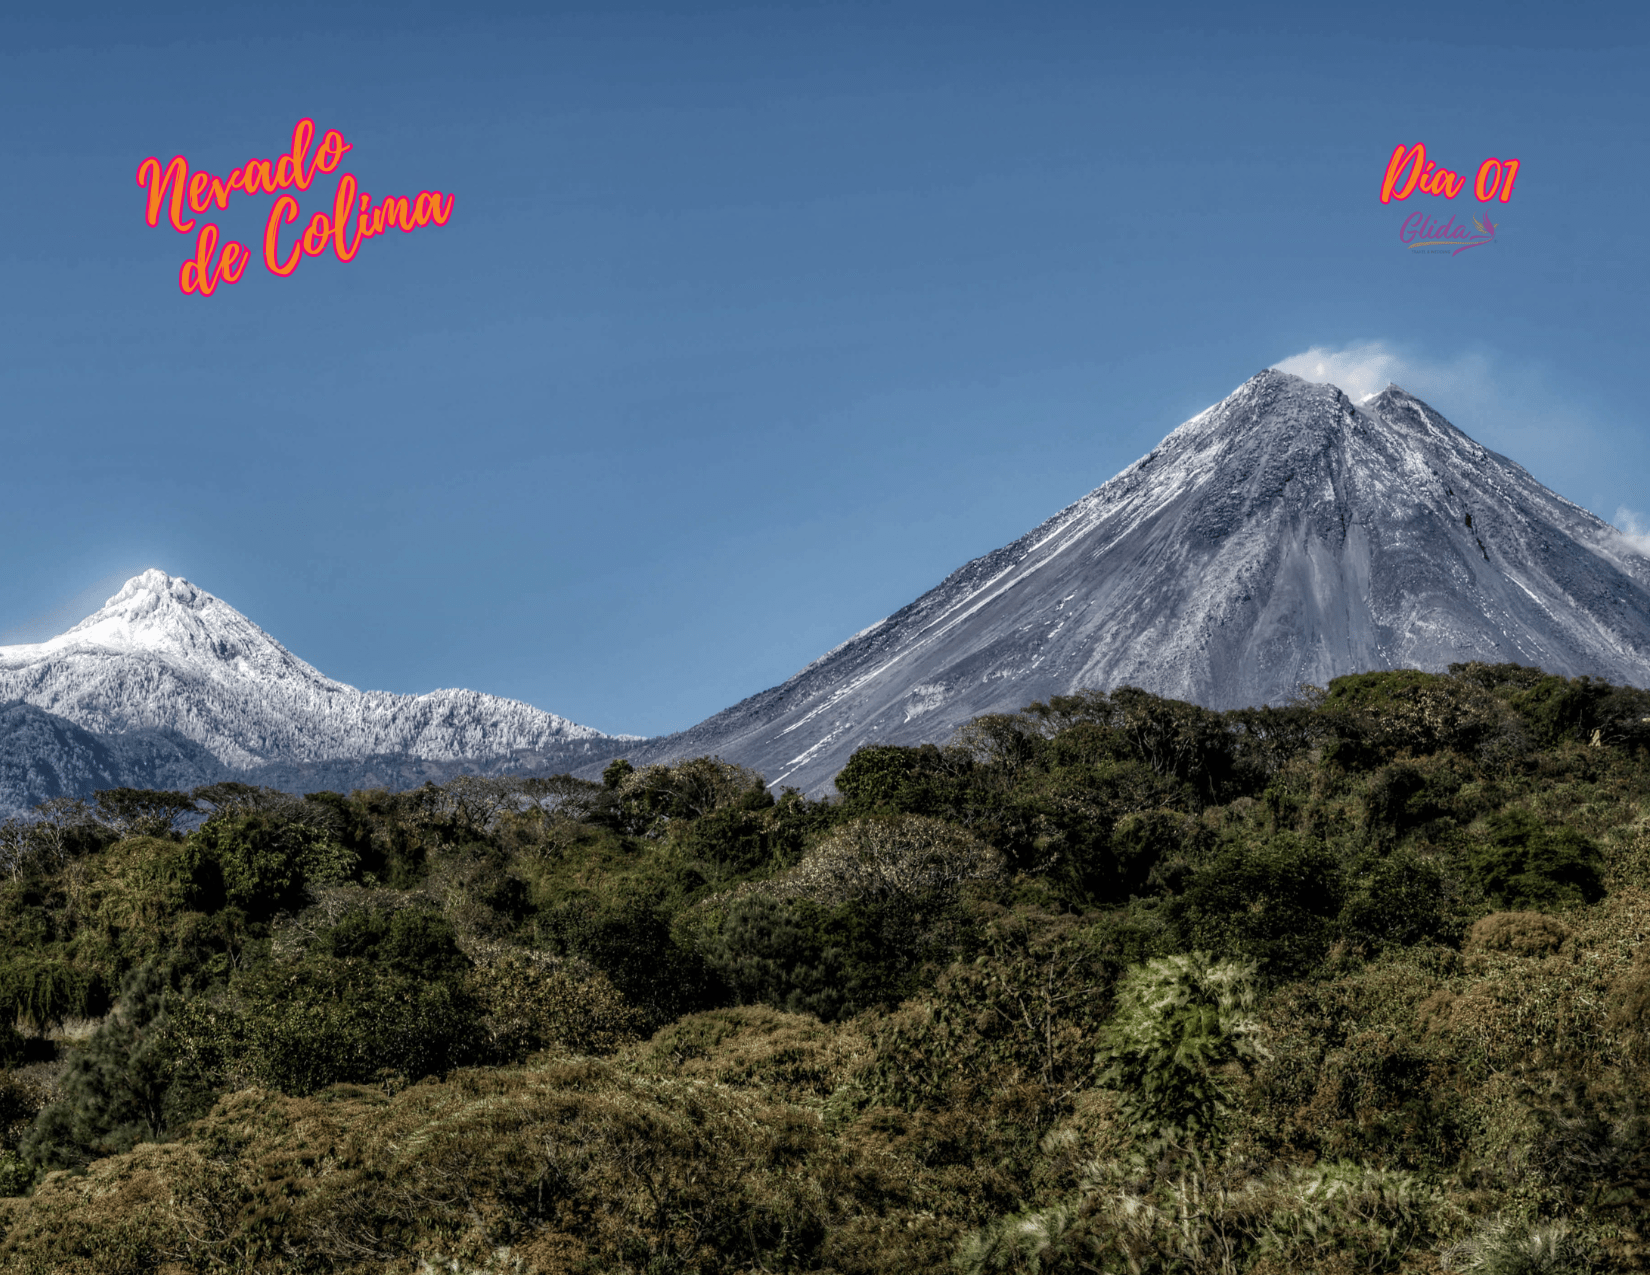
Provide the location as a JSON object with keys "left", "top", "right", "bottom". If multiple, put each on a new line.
{"left": 3, "top": 369, "right": 1649, "bottom": 813}
{"left": 0, "top": 572, "right": 636, "bottom": 816}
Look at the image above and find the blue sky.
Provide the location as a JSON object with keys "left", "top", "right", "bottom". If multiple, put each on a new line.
{"left": 2, "top": 2, "right": 1647, "bottom": 736}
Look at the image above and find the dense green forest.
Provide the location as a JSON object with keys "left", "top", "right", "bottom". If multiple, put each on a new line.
{"left": 2, "top": 662, "right": 1650, "bottom": 1273}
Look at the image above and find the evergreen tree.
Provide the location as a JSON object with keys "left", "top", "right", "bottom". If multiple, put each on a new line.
{"left": 21, "top": 961, "right": 209, "bottom": 1172}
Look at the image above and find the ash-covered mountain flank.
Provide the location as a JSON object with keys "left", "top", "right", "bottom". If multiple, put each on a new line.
{"left": 0, "top": 571, "right": 634, "bottom": 815}
{"left": 620, "top": 369, "right": 1650, "bottom": 794}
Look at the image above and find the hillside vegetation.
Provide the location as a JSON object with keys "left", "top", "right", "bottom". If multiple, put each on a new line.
{"left": 2, "top": 662, "right": 1650, "bottom": 1273}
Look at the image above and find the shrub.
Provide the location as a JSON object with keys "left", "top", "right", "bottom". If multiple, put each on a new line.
{"left": 949, "top": 711, "right": 1049, "bottom": 776}
{"left": 317, "top": 786, "right": 430, "bottom": 887}
{"left": 538, "top": 888, "right": 716, "bottom": 1028}
{"left": 1108, "top": 809, "right": 1196, "bottom": 897}
{"left": 318, "top": 906, "right": 470, "bottom": 982}
{"left": 0, "top": 1149, "right": 30, "bottom": 1197}
{"left": 673, "top": 803, "right": 778, "bottom": 876}
{"left": 862, "top": 913, "right": 1111, "bottom": 1119}
{"left": 1324, "top": 670, "right": 1502, "bottom": 757}
{"left": 1341, "top": 850, "right": 1457, "bottom": 952}
{"left": 1449, "top": 662, "right": 1551, "bottom": 695}
{"left": 1513, "top": 1076, "right": 1650, "bottom": 1218}
{"left": 192, "top": 809, "right": 358, "bottom": 918}
{"left": 1609, "top": 938, "right": 1650, "bottom": 1046}
{"left": 91, "top": 835, "right": 215, "bottom": 930}
{"left": 468, "top": 947, "right": 644, "bottom": 1059}
{"left": 428, "top": 844, "right": 532, "bottom": 938}
{"left": 725, "top": 814, "right": 998, "bottom": 1005}
{"left": 1467, "top": 810, "right": 1604, "bottom": 910}
{"left": 1171, "top": 834, "right": 1346, "bottom": 980}
{"left": 223, "top": 959, "right": 483, "bottom": 1095}
{"left": 1366, "top": 762, "right": 1434, "bottom": 832}
{"left": 612, "top": 756, "right": 770, "bottom": 838}
{"left": 1508, "top": 674, "right": 1614, "bottom": 747}
{"left": 703, "top": 893, "right": 871, "bottom": 1022}
{"left": 1468, "top": 911, "right": 1572, "bottom": 957}
{"left": 0, "top": 1064, "right": 863, "bottom": 1275}
{"left": 642, "top": 1006, "right": 863, "bottom": 1107}
{"left": 1106, "top": 686, "right": 1239, "bottom": 800}
{"left": 834, "top": 744, "right": 942, "bottom": 809}
{"left": 783, "top": 814, "right": 1001, "bottom": 910}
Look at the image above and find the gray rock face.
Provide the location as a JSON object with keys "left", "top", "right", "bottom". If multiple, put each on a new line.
{"left": 0, "top": 570, "right": 632, "bottom": 815}
{"left": 618, "top": 370, "right": 1650, "bottom": 794}
{"left": 0, "top": 701, "right": 225, "bottom": 810}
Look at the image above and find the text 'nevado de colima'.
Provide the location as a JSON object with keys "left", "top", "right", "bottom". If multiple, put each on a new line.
{"left": 135, "top": 119, "right": 454, "bottom": 296}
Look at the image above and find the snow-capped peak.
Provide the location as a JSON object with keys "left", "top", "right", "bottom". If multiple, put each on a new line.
{"left": 12, "top": 569, "right": 341, "bottom": 688}
{"left": 0, "top": 570, "right": 625, "bottom": 770}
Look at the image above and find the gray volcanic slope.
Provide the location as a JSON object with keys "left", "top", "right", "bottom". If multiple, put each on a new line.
{"left": 614, "top": 369, "right": 1650, "bottom": 795}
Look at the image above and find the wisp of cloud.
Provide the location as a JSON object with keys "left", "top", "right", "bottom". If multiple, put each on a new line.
{"left": 1274, "top": 341, "right": 1409, "bottom": 401}
{"left": 1614, "top": 509, "right": 1650, "bottom": 557}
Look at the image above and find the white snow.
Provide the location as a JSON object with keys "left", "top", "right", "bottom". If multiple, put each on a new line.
{"left": 0, "top": 570, "right": 627, "bottom": 769}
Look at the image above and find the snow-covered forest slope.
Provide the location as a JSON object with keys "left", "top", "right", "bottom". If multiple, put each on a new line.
{"left": 0, "top": 571, "right": 630, "bottom": 813}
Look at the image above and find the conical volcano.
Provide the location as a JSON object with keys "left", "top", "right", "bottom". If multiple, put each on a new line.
{"left": 633, "top": 369, "right": 1650, "bottom": 792}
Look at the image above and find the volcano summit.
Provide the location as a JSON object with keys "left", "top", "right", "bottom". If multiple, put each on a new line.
{"left": 627, "top": 369, "right": 1650, "bottom": 792}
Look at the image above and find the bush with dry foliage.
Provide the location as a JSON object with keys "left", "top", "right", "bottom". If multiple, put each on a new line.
{"left": 467, "top": 945, "right": 645, "bottom": 1059}
{"left": 0, "top": 1059, "right": 904, "bottom": 1275}
{"left": 1469, "top": 910, "right": 1574, "bottom": 957}
{"left": 781, "top": 813, "right": 1002, "bottom": 909}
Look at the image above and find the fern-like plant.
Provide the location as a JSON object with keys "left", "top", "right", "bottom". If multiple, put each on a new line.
{"left": 1093, "top": 952, "right": 1266, "bottom": 1150}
